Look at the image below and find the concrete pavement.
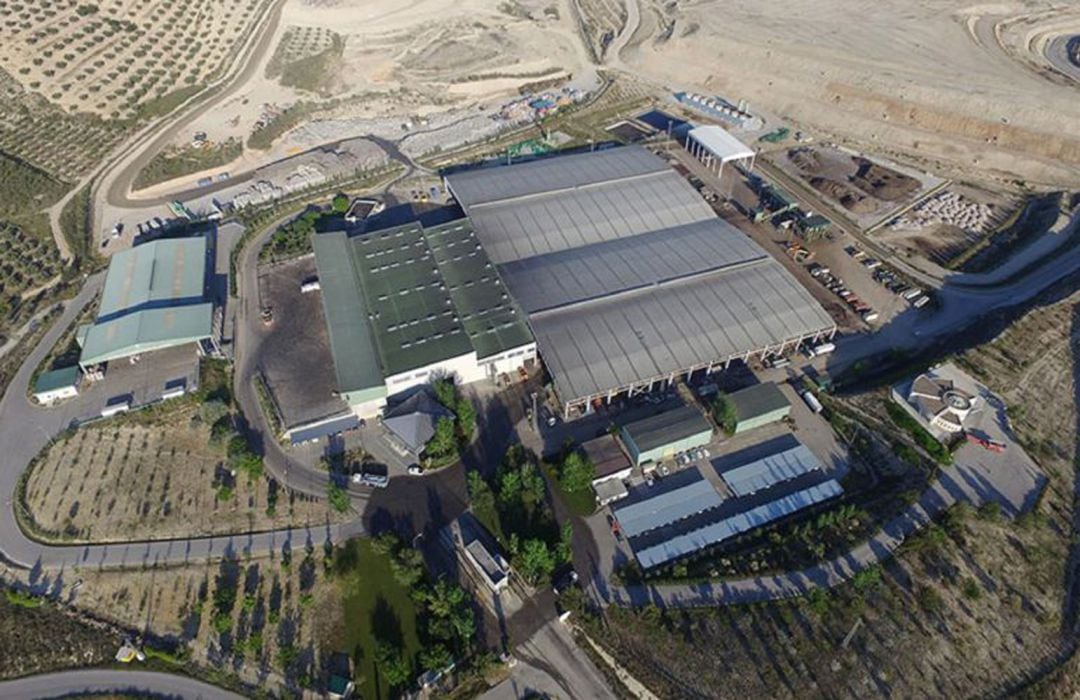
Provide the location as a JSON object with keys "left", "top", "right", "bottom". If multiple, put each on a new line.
{"left": 0, "top": 669, "right": 246, "bottom": 700}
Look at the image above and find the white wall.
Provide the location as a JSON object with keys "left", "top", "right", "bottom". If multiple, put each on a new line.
{"left": 34, "top": 386, "right": 78, "bottom": 404}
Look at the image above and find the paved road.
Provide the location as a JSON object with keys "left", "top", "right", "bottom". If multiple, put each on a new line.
{"left": 1047, "top": 35, "right": 1080, "bottom": 84}
{"left": 481, "top": 621, "right": 617, "bottom": 700}
{"left": 0, "top": 669, "right": 245, "bottom": 699}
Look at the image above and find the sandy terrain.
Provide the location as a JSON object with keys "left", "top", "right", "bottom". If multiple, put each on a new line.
{"left": 619, "top": 1, "right": 1080, "bottom": 189}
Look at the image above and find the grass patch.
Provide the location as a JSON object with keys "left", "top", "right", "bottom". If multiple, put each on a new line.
{"left": 334, "top": 539, "right": 422, "bottom": 700}
{"left": 4, "top": 588, "right": 44, "bottom": 608}
{"left": 134, "top": 85, "right": 203, "bottom": 121}
{"left": 278, "top": 36, "right": 344, "bottom": 96}
{"left": 543, "top": 462, "right": 596, "bottom": 517}
{"left": 58, "top": 182, "right": 100, "bottom": 268}
{"left": 0, "top": 151, "right": 70, "bottom": 223}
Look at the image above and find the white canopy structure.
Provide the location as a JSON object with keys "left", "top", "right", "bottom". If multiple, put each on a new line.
{"left": 685, "top": 125, "right": 756, "bottom": 180}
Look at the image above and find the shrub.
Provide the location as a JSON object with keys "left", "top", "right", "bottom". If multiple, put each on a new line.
{"left": 712, "top": 393, "right": 737, "bottom": 436}
{"left": 327, "top": 483, "right": 350, "bottom": 513}
{"left": 558, "top": 450, "right": 595, "bottom": 493}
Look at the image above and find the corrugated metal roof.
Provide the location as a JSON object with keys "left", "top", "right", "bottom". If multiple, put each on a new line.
{"left": 581, "top": 435, "right": 632, "bottom": 479}
{"left": 501, "top": 218, "right": 766, "bottom": 314}
{"left": 719, "top": 442, "right": 823, "bottom": 498}
{"left": 446, "top": 146, "right": 669, "bottom": 208}
{"left": 634, "top": 479, "right": 843, "bottom": 568}
{"left": 445, "top": 146, "right": 835, "bottom": 406}
{"left": 688, "top": 125, "right": 755, "bottom": 163}
{"left": 98, "top": 237, "right": 207, "bottom": 318}
{"left": 312, "top": 232, "right": 385, "bottom": 395}
{"left": 622, "top": 405, "right": 713, "bottom": 455}
{"left": 614, "top": 469, "right": 724, "bottom": 538}
{"left": 730, "top": 383, "right": 790, "bottom": 423}
{"left": 80, "top": 303, "right": 212, "bottom": 365}
{"left": 533, "top": 259, "right": 836, "bottom": 404}
{"left": 288, "top": 413, "right": 361, "bottom": 445}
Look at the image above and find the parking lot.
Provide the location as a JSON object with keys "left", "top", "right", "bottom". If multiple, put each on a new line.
{"left": 41, "top": 344, "right": 201, "bottom": 427}
{"left": 256, "top": 256, "right": 346, "bottom": 428}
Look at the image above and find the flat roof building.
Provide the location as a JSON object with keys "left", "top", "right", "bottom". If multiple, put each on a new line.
{"left": 613, "top": 467, "right": 724, "bottom": 539}
{"left": 620, "top": 405, "right": 713, "bottom": 467}
{"left": 79, "top": 237, "right": 213, "bottom": 367}
{"left": 729, "top": 383, "right": 791, "bottom": 434}
{"left": 32, "top": 366, "right": 81, "bottom": 404}
{"left": 582, "top": 435, "right": 633, "bottom": 484}
{"left": 446, "top": 147, "right": 835, "bottom": 418}
{"left": 313, "top": 217, "right": 535, "bottom": 417}
{"left": 464, "top": 538, "right": 511, "bottom": 592}
{"left": 685, "top": 125, "right": 756, "bottom": 181}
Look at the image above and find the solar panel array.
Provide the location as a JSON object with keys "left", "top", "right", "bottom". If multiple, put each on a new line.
{"left": 721, "top": 442, "right": 824, "bottom": 498}
{"left": 634, "top": 479, "right": 844, "bottom": 569}
{"left": 614, "top": 472, "right": 724, "bottom": 539}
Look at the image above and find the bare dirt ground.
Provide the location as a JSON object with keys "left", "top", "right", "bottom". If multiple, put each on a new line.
{"left": 23, "top": 409, "right": 346, "bottom": 542}
{"left": 620, "top": 1, "right": 1080, "bottom": 190}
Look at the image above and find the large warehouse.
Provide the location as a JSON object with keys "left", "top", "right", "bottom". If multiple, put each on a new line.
{"left": 313, "top": 217, "right": 536, "bottom": 417}
{"left": 446, "top": 146, "right": 836, "bottom": 418}
{"left": 78, "top": 237, "right": 214, "bottom": 368}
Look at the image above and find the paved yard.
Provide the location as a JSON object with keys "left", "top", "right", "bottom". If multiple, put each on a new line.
{"left": 256, "top": 257, "right": 345, "bottom": 428}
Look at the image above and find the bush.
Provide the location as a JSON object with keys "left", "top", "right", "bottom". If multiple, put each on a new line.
{"left": 558, "top": 450, "right": 595, "bottom": 493}
{"left": 327, "top": 483, "right": 350, "bottom": 513}
{"left": 331, "top": 193, "right": 349, "bottom": 213}
{"left": 885, "top": 401, "right": 952, "bottom": 465}
{"left": 712, "top": 393, "right": 737, "bottom": 436}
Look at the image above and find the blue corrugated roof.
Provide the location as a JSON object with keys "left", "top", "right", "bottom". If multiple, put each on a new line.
{"left": 614, "top": 469, "right": 724, "bottom": 538}
{"left": 289, "top": 413, "right": 361, "bottom": 445}
{"left": 720, "top": 442, "right": 823, "bottom": 498}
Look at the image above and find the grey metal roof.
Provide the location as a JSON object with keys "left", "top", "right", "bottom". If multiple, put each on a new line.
{"left": 99, "top": 237, "right": 207, "bottom": 318}
{"left": 444, "top": 146, "right": 835, "bottom": 406}
{"left": 634, "top": 479, "right": 843, "bottom": 568}
{"left": 383, "top": 390, "right": 453, "bottom": 453}
{"left": 622, "top": 405, "right": 713, "bottom": 455}
{"left": 533, "top": 258, "right": 836, "bottom": 404}
{"left": 501, "top": 218, "right": 767, "bottom": 314}
{"left": 445, "top": 146, "right": 670, "bottom": 207}
{"left": 729, "top": 382, "right": 791, "bottom": 423}
{"left": 462, "top": 171, "right": 713, "bottom": 264}
{"left": 288, "top": 413, "right": 361, "bottom": 446}
{"left": 719, "top": 442, "right": 823, "bottom": 498}
{"left": 613, "top": 469, "right": 724, "bottom": 538}
{"left": 688, "top": 125, "right": 755, "bottom": 163}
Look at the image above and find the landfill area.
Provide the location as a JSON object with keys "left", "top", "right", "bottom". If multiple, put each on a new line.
{"left": 767, "top": 143, "right": 945, "bottom": 230}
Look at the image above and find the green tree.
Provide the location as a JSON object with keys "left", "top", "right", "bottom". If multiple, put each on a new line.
{"left": 426, "top": 417, "right": 458, "bottom": 459}
{"left": 559, "top": 451, "right": 595, "bottom": 493}
{"left": 419, "top": 579, "right": 476, "bottom": 647}
{"left": 712, "top": 393, "right": 738, "bottom": 435}
{"left": 467, "top": 471, "right": 495, "bottom": 515}
{"left": 456, "top": 396, "right": 476, "bottom": 438}
{"left": 327, "top": 483, "right": 350, "bottom": 513}
{"left": 199, "top": 399, "right": 229, "bottom": 425}
{"left": 432, "top": 378, "right": 457, "bottom": 409}
{"left": 419, "top": 644, "right": 453, "bottom": 672}
{"left": 331, "top": 193, "right": 349, "bottom": 213}
{"left": 390, "top": 546, "right": 425, "bottom": 587}
{"left": 375, "top": 642, "right": 411, "bottom": 688}
{"left": 517, "top": 538, "right": 555, "bottom": 584}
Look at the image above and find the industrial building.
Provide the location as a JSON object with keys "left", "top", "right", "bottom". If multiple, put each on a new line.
{"left": 382, "top": 390, "right": 454, "bottom": 456}
{"left": 619, "top": 405, "right": 714, "bottom": 467}
{"left": 613, "top": 467, "right": 724, "bottom": 539}
{"left": 446, "top": 146, "right": 836, "bottom": 418}
{"left": 32, "top": 366, "right": 81, "bottom": 404}
{"left": 729, "top": 383, "right": 791, "bottom": 434}
{"left": 684, "top": 125, "right": 756, "bottom": 181}
{"left": 718, "top": 441, "right": 824, "bottom": 497}
{"left": 581, "top": 434, "right": 634, "bottom": 506}
{"left": 313, "top": 218, "right": 535, "bottom": 418}
{"left": 78, "top": 237, "right": 214, "bottom": 369}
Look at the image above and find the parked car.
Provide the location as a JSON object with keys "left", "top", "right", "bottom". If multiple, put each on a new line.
{"left": 607, "top": 514, "right": 623, "bottom": 540}
{"left": 553, "top": 569, "right": 580, "bottom": 596}
{"left": 407, "top": 465, "right": 423, "bottom": 476}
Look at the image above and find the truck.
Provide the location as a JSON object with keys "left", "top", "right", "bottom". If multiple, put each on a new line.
{"left": 805, "top": 342, "right": 836, "bottom": 358}
{"left": 801, "top": 390, "right": 823, "bottom": 414}
{"left": 913, "top": 295, "right": 931, "bottom": 309}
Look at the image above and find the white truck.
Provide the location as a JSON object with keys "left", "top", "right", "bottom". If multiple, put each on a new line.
{"left": 801, "top": 391, "right": 824, "bottom": 414}
{"left": 805, "top": 342, "right": 836, "bottom": 358}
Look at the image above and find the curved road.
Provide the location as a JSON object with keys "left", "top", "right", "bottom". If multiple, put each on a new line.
{"left": 0, "top": 669, "right": 245, "bottom": 700}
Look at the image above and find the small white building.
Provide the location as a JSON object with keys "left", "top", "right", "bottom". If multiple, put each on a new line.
{"left": 32, "top": 366, "right": 81, "bottom": 404}
{"left": 464, "top": 538, "right": 511, "bottom": 592}
{"left": 685, "top": 125, "right": 756, "bottom": 182}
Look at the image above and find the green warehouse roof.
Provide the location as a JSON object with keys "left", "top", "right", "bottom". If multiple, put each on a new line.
{"left": 80, "top": 237, "right": 212, "bottom": 366}
{"left": 33, "top": 365, "right": 80, "bottom": 394}
{"left": 313, "top": 218, "right": 533, "bottom": 395}
{"left": 730, "top": 383, "right": 790, "bottom": 422}
{"left": 622, "top": 405, "right": 713, "bottom": 454}
{"left": 98, "top": 237, "right": 207, "bottom": 318}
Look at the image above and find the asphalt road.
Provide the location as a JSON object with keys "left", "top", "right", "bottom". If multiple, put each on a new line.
{"left": 0, "top": 669, "right": 246, "bottom": 700}
{"left": 1046, "top": 35, "right": 1080, "bottom": 84}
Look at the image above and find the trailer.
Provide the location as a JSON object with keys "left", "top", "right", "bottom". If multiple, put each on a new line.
{"left": 801, "top": 391, "right": 824, "bottom": 414}
{"left": 805, "top": 342, "right": 836, "bottom": 358}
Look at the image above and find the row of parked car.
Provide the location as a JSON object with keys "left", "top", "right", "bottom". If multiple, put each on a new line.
{"left": 845, "top": 246, "right": 931, "bottom": 309}
{"left": 806, "top": 262, "right": 880, "bottom": 323}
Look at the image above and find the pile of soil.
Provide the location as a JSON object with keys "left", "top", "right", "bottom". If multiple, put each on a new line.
{"left": 809, "top": 176, "right": 877, "bottom": 214}
{"left": 850, "top": 156, "right": 919, "bottom": 201}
